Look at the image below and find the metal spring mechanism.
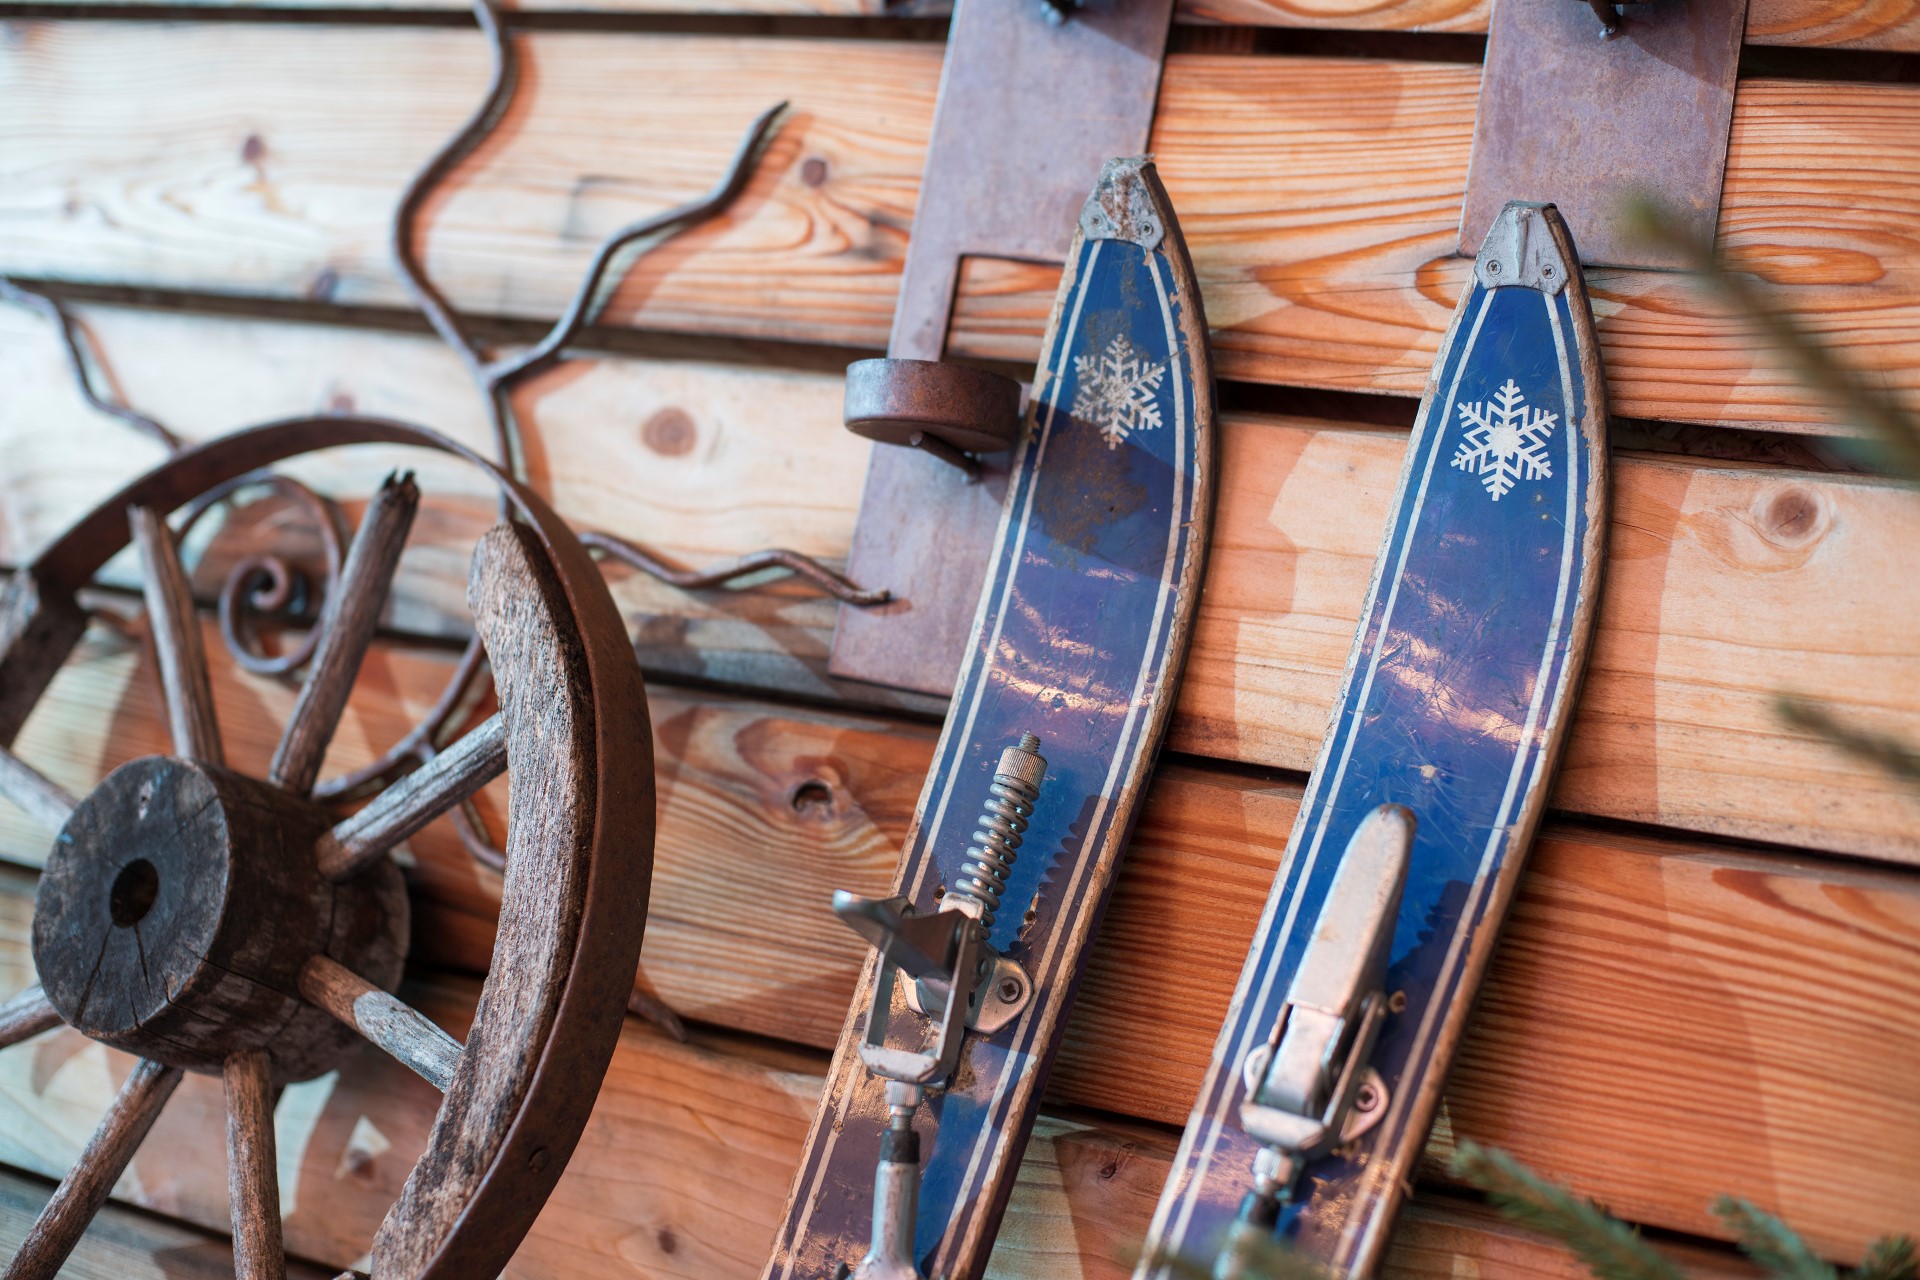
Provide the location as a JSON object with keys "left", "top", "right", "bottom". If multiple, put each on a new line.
{"left": 949, "top": 733, "right": 1046, "bottom": 931}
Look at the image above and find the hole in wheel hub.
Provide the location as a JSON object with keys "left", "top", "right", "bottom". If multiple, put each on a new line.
{"left": 32, "top": 754, "right": 408, "bottom": 1080}
{"left": 108, "top": 858, "right": 160, "bottom": 927}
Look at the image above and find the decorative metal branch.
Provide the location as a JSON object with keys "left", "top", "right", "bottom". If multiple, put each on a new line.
{"left": 0, "top": 0, "right": 889, "bottom": 880}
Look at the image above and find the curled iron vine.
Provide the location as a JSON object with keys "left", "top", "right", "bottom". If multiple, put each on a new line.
{"left": 2, "top": 0, "right": 887, "bottom": 877}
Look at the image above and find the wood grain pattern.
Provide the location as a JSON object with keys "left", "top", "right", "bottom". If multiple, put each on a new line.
{"left": 0, "top": 876, "right": 1762, "bottom": 1278}
{"left": 316, "top": 712, "right": 507, "bottom": 881}
{"left": 128, "top": 505, "right": 224, "bottom": 766}
{"left": 269, "top": 471, "right": 419, "bottom": 796}
{"left": 9, "top": 0, "right": 1916, "bottom": 49}
{"left": 0, "top": 983, "right": 61, "bottom": 1051}
{"left": 1178, "top": 0, "right": 1920, "bottom": 50}
{"left": 0, "top": 1167, "right": 335, "bottom": 1280}
{"left": 299, "top": 955, "right": 464, "bottom": 1091}
{"left": 1, "top": 634, "right": 1914, "bottom": 1257}
{"left": 0, "top": 745, "right": 76, "bottom": 834}
{"left": 3, "top": 30, "right": 1918, "bottom": 432}
{"left": 223, "top": 1048, "right": 287, "bottom": 1280}
{"left": 3, "top": 307, "right": 1912, "bottom": 861}
{"left": 6, "top": 1056, "right": 183, "bottom": 1280}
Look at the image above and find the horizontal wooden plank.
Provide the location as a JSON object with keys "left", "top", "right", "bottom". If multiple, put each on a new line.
{"left": 0, "top": 1167, "right": 335, "bottom": 1280}
{"left": 4, "top": 303, "right": 1916, "bottom": 859}
{"left": 1179, "top": 0, "right": 1920, "bottom": 50}
{"left": 1, "top": 632, "right": 1914, "bottom": 1259}
{"left": 13, "top": 0, "right": 1918, "bottom": 50}
{"left": 0, "top": 866, "right": 1761, "bottom": 1279}
{"left": 5, "top": 27, "right": 1919, "bottom": 431}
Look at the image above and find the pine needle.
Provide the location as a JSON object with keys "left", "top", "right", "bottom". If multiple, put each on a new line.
{"left": 1449, "top": 1142, "right": 1685, "bottom": 1280}
{"left": 1778, "top": 697, "right": 1920, "bottom": 789}
{"left": 1852, "top": 1235, "right": 1918, "bottom": 1280}
{"left": 1711, "top": 1197, "right": 1837, "bottom": 1279}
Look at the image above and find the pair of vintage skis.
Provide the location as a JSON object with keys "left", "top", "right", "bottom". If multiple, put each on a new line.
{"left": 762, "top": 162, "right": 1609, "bottom": 1277}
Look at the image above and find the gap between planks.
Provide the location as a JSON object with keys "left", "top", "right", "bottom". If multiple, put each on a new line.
{"left": 0, "top": 867, "right": 1772, "bottom": 1277}
{"left": 3, "top": 31, "right": 1919, "bottom": 431}
{"left": 1, "top": 303, "right": 1915, "bottom": 862}
{"left": 0, "top": 632, "right": 1913, "bottom": 1260}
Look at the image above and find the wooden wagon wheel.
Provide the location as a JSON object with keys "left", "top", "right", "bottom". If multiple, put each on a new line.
{"left": 0, "top": 420, "right": 655, "bottom": 1280}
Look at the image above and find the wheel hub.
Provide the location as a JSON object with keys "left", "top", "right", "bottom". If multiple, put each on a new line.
{"left": 33, "top": 754, "right": 407, "bottom": 1081}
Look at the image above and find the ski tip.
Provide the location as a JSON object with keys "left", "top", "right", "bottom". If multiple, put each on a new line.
{"left": 1471, "top": 201, "right": 1578, "bottom": 297}
{"left": 1079, "top": 155, "right": 1167, "bottom": 251}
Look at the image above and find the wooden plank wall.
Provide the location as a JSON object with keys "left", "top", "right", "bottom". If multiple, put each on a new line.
{"left": 1, "top": 0, "right": 1917, "bottom": 1275}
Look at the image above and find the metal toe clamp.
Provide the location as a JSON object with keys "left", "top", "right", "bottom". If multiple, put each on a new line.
{"left": 831, "top": 733, "right": 1048, "bottom": 1280}
{"left": 1217, "top": 805, "right": 1414, "bottom": 1276}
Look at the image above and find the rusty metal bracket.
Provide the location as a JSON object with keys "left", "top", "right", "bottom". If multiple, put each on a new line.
{"left": 1461, "top": 0, "right": 1750, "bottom": 271}
{"left": 828, "top": 0, "right": 1176, "bottom": 697}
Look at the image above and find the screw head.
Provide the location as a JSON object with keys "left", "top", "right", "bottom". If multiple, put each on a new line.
{"left": 997, "top": 976, "right": 1024, "bottom": 1004}
{"left": 1487, "top": 259, "right": 1502, "bottom": 274}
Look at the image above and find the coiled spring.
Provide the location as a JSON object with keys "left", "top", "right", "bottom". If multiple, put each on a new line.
{"left": 951, "top": 732, "right": 1046, "bottom": 931}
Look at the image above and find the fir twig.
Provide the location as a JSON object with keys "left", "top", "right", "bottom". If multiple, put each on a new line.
{"left": 1712, "top": 1197, "right": 1837, "bottom": 1280}
{"left": 1621, "top": 197, "right": 1920, "bottom": 483}
{"left": 1778, "top": 697, "right": 1920, "bottom": 789}
{"left": 1852, "top": 1234, "right": 1918, "bottom": 1280}
{"left": 1449, "top": 1142, "right": 1684, "bottom": 1280}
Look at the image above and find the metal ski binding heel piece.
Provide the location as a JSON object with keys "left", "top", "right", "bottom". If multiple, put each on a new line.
{"left": 1217, "top": 805, "right": 1413, "bottom": 1279}
{"left": 832, "top": 732, "right": 1048, "bottom": 1279}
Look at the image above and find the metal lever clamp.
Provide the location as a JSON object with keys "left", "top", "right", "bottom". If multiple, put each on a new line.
{"left": 831, "top": 733, "right": 1048, "bottom": 1280}
{"left": 1218, "top": 805, "right": 1414, "bottom": 1276}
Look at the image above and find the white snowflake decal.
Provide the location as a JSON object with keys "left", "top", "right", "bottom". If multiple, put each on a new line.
{"left": 1450, "top": 378, "right": 1557, "bottom": 501}
{"left": 1073, "top": 335, "right": 1167, "bottom": 449}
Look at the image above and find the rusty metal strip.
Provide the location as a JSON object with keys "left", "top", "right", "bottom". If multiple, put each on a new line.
{"left": 829, "top": 0, "right": 1176, "bottom": 697}
{"left": 1461, "top": 0, "right": 1750, "bottom": 271}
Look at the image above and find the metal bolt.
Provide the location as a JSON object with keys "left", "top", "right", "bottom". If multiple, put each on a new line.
{"left": 998, "top": 976, "right": 1023, "bottom": 1004}
{"left": 1353, "top": 1082, "right": 1381, "bottom": 1113}
{"left": 1487, "top": 260, "right": 1502, "bottom": 274}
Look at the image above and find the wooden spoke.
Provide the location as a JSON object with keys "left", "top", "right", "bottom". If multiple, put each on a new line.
{"left": 297, "top": 955, "right": 462, "bottom": 1092}
{"left": 0, "top": 984, "right": 61, "bottom": 1050}
{"left": 223, "top": 1049, "right": 285, "bottom": 1280}
{"left": 269, "top": 472, "right": 420, "bottom": 796}
{"left": 128, "top": 505, "right": 223, "bottom": 767}
{"left": 0, "top": 745, "right": 77, "bottom": 833}
{"left": 314, "top": 712, "right": 507, "bottom": 882}
{"left": 4, "top": 1057, "right": 182, "bottom": 1280}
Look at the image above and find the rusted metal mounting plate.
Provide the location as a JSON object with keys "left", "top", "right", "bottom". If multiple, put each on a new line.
{"left": 1461, "top": 0, "right": 1750, "bottom": 271}
{"left": 830, "top": 0, "right": 1176, "bottom": 697}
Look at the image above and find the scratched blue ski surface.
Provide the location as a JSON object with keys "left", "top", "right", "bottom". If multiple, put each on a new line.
{"left": 766, "top": 207, "right": 1209, "bottom": 1280}
{"left": 1139, "top": 260, "right": 1603, "bottom": 1276}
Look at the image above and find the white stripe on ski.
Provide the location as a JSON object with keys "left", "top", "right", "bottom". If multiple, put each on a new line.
{"left": 1149, "top": 286, "right": 1497, "bottom": 1275}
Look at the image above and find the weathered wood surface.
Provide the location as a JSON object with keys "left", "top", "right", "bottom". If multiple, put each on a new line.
{"left": 268, "top": 470, "right": 418, "bottom": 796}
{"left": 0, "top": 633, "right": 1914, "bottom": 1256}
{"left": 0, "top": 1167, "right": 335, "bottom": 1280}
{"left": 129, "top": 504, "right": 225, "bottom": 766}
{"left": 298, "top": 955, "right": 465, "bottom": 1092}
{"left": 3, "top": 305, "right": 1914, "bottom": 861}
{"left": 0, "top": 871, "right": 1768, "bottom": 1275}
{"left": 5, "top": 30, "right": 1920, "bottom": 432}
{"left": 9, "top": 0, "right": 1917, "bottom": 51}
{"left": 1179, "top": 0, "right": 1920, "bottom": 48}
{"left": 223, "top": 1047, "right": 288, "bottom": 1280}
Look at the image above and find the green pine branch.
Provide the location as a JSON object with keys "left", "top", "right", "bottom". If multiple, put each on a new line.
{"left": 1852, "top": 1234, "right": 1918, "bottom": 1280}
{"left": 1448, "top": 1142, "right": 1685, "bottom": 1280}
{"left": 1778, "top": 696, "right": 1920, "bottom": 789}
{"left": 1621, "top": 197, "right": 1920, "bottom": 483}
{"left": 1714, "top": 1196, "right": 1838, "bottom": 1280}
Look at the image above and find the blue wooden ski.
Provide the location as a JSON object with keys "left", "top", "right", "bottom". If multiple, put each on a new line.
{"left": 1136, "top": 202, "right": 1609, "bottom": 1278}
{"left": 763, "top": 157, "right": 1215, "bottom": 1280}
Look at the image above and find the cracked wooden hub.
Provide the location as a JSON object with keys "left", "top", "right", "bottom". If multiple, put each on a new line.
{"left": 33, "top": 754, "right": 407, "bottom": 1081}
